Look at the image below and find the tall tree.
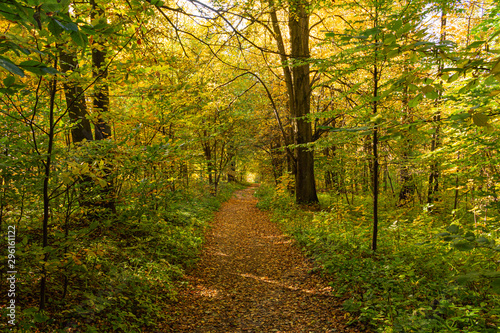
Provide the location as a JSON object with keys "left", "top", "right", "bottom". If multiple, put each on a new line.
{"left": 59, "top": 50, "right": 94, "bottom": 143}
{"left": 89, "top": 0, "right": 115, "bottom": 212}
{"left": 427, "top": 3, "right": 447, "bottom": 204}
{"left": 90, "top": 0, "right": 112, "bottom": 140}
{"left": 267, "top": 0, "right": 319, "bottom": 203}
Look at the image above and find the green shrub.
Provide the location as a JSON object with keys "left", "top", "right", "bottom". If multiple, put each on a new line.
{"left": 257, "top": 187, "right": 500, "bottom": 332}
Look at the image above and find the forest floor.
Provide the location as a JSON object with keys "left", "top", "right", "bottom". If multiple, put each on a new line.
{"left": 162, "top": 185, "right": 369, "bottom": 333}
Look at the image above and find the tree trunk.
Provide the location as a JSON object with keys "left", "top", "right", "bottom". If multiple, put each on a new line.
{"left": 398, "top": 155, "right": 415, "bottom": 206}
{"left": 90, "top": 0, "right": 116, "bottom": 213}
{"left": 59, "top": 51, "right": 93, "bottom": 143}
{"left": 91, "top": 0, "right": 111, "bottom": 139}
{"left": 267, "top": 0, "right": 318, "bottom": 204}
{"left": 40, "top": 60, "right": 58, "bottom": 311}
{"left": 371, "top": 5, "right": 380, "bottom": 252}
{"left": 289, "top": 0, "right": 318, "bottom": 204}
{"left": 227, "top": 143, "right": 236, "bottom": 182}
{"left": 427, "top": 6, "right": 446, "bottom": 204}
{"left": 398, "top": 60, "right": 415, "bottom": 206}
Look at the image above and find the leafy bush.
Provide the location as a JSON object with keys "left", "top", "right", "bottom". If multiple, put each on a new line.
{"left": 257, "top": 187, "right": 500, "bottom": 332}
{"left": 0, "top": 180, "right": 243, "bottom": 332}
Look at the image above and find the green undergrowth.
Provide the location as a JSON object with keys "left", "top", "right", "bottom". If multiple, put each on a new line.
{"left": 2, "top": 181, "right": 244, "bottom": 333}
{"left": 255, "top": 185, "right": 500, "bottom": 333}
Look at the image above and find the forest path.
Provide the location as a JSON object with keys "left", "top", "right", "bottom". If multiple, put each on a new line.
{"left": 163, "top": 186, "right": 360, "bottom": 333}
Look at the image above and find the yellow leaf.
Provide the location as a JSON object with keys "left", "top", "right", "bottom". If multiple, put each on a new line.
{"left": 98, "top": 178, "right": 107, "bottom": 188}
{"left": 421, "top": 85, "right": 434, "bottom": 93}
{"left": 472, "top": 112, "right": 489, "bottom": 126}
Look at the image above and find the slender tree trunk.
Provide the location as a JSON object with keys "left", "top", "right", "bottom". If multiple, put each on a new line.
{"left": 364, "top": 136, "right": 372, "bottom": 193}
{"left": 427, "top": 6, "right": 446, "bottom": 204}
{"left": 398, "top": 87, "right": 416, "bottom": 205}
{"left": 206, "top": 147, "right": 213, "bottom": 185}
{"left": 91, "top": 0, "right": 111, "bottom": 139}
{"left": 371, "top": 6, "right": 380, "bottom": 252}
{"left": 324, "top": 147, "right": 337, "bottom": 190}
{"left": 386, "top": 163, "right": 395, "bottom": 195}
{"left": 453, "top": 173, "right": 459, "bottom": 211}
{"left": 202, "top": 133, "right": 215, "bottom": 187}
{"left": 397, "top": 29, "right": 417, "bottom": 206}
{"left": 227, "top": 143, "right": 236, "bottom": 182}
{"left": 453, "top": 153, "right": 460, "bottom": 212}
{"left": 90, "top": 0, "right": 116, "bottom": 213}
{"left": 40, "top": 59, "right": 58, "bottom": 311}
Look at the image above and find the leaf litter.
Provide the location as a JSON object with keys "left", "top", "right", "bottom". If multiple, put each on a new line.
{"left": 162, "top": 186, "right": 370, "bottom": 332}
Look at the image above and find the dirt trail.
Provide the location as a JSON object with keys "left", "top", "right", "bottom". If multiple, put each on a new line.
{"left": 163, "top": 186, "right": 362, "bottom": 332}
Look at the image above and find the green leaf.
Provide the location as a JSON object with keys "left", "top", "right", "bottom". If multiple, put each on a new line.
{"left": 466, "top": 40, "right": 485, "bottom": 49}
{"left": 389, "top": 20, "right": 402, "bottom": 32}
{"left": 384, "top": 34, "right": 397, "bottom": 45}
{"left": 448, "top": 72, "right": 460, "bottom": 83}
{"left": 488, "top": 29, "right": 500, "bottom": 42}
{"left": 491, "top": 278, "right": 500, "bottom": 293}
{"left": 370, "top": 114, "right": 384, "bottom": 124}
{"left": 80, "top": 24, "right": 97, "bottom": 36}
{"left": 408, "top": 94, "right": 423, "bottom": 107}
{"left": 464, "top": 231, "right": 475, "bottom": 241}
{"left": 19, "top": 60, "right": 58, "bottom": 76}
{"left": 455, "top": 272, "right": 480, "bottom": 284}
{"left": 34, "top": 312, "right": 49, "bottom": 323}
{"left": 425, "top": 91, "right": 439, "bottom": 99}
{"left": 63, "top": 21, "right": 79, "bottom": 33}
{"left": 329, "top": 126, "right": 371, "bottom": 133}
{"left": 453, "top": 240, "right": 475, "bottom": 251}
{"left": 399, "top": 23, "right": 412, "bottom": 35}
{"left": 48, "top": 19, "right": 64, "bottom": 36}
{"left": 456, "top": 275, "right": 473, "bottom": 284}
{"left": 450, "top": 112, "right": 470, "bottom": 121}
{"left": 0, "top": 56, "right": 25, "bottom": 77}
{"left": 3, "top": 75, "right": 15, "bottom": 86}
{"left": 472, "top": 112, "right": 489, "bottom": 126}
{"left": 362, "top": 27, "right": 381, "bottom": 37}
{"left": 387, "top": 49, "right": 399, "bottom": 58}
{"left": 447, "top": 225, "right": 460, "bottom": 234}
{"left": 70, "top": 31, "right": 88, "bottom": 48}
{"left": 476, "top": 236, "right": 490, "bottom": 245}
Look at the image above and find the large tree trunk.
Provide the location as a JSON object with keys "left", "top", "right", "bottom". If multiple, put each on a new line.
{"left": 267, "top": 0, "right": 318, "bottom": 204}
{"left": 289, "top": 0, "right": 318, "bottom": 204}
{"left": 59, "top": 51, "right": 93, "bottom": 143}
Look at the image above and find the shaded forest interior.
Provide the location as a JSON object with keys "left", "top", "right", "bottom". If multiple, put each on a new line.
{"left": 1, "top": 0, "right": 500, "bottom": 332}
